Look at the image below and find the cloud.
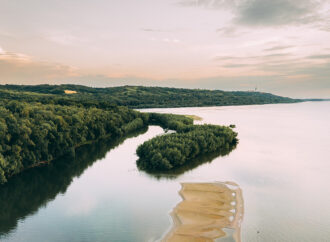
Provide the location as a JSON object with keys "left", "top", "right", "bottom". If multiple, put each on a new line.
{"left": 222, "top": 63, "right": 250, "bottom": 68}
{"left": 179, "top": 0, "right": 327, "bottom": 27}
{"left": 211, "top": 50, "right": 330, "bottom": 97}
{"left": 43, "top": 31, "right": 89, "bottom": 46}
{"left": 308, "top": 54, "right": 330, "bottom": 59}
{"left": 189, "top": 61, "right": 330, "bottom": 98}
{"left": 235, "top": 0, "right": 321, "bottom": 26}
{"left": 80, "top": 60, "right": 330, "bottom": 97}
{"left": 214, "top": 53, "right": 292, "bottom": 62}
{"left": 0, "top": 48, "right": 32, "bottom": 63}
{"left": 263, "top": 53, "right": 292, "bottom": 58}
{"left": 214, "top": 55, "right": 240, "bottom": 61}
{"left": 0, "top": 47, "right": 78, "bottom": 82}
{"left": 216, "top": 26, "right": 247, "bottom": 37}
{"left": 264, "top": 45, "right": 294, "bottom": 51}
{"left": 295, "top": 61, "right": 330, "bottom": 79}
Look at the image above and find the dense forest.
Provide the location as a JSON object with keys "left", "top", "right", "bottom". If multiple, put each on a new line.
{"left": 0, "top": 84, "right": 301, "bottom": 108}
{"left": 0, "top": 89, "right": 150, "bottom": 184}
{"left": 0, "top": 84, "right": 247, "bottom": 184}
{"left": 0, "top": 88, "right": 197, "bottom": 184}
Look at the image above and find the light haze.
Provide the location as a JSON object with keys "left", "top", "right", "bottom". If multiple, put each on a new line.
{"left": 1, "top": 0, "right": 330, "bottom": 98}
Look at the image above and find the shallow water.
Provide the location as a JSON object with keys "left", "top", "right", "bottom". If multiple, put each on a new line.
{"left": 1, "top": 101, "right": 329, "bottom": 242}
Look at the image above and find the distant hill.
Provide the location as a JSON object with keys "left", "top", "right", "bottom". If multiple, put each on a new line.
{"left": 0, "top": 84, "right": 301, "bottom": 108}
{"left": 302, "top": 98, "right": 330, "bottom": 102}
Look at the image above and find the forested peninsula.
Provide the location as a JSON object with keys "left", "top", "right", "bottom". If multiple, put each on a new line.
{"left": 0, "top": 84, "right": 294, "bottom": 184}
{"left": 137, "top": 113, "right": 237, "bottom": 171}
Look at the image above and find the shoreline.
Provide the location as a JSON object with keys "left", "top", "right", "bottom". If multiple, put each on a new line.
{"left": 5, "top": 126, "right": 149, "bottom": 182}
{"left": 136, "top": 100, "right": 304, "bottom": 111}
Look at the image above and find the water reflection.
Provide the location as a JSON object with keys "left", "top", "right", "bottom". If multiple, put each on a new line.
{"left": 0, "top": 127, "right": 148, "bottom": 237}
{"left": 140, "top": 144, "right": 237, "bottom": 180}
{"left": 163, "top": 182, "right": 244, "bottom": 242}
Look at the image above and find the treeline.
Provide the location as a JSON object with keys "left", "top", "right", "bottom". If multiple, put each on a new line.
{"left": 0, "top": 89, "right": 118, "bottom": 110}
{"left": 0, "top": 93, "right": 149, "bottom": 184}
{"left": 0, "top": 84, "right": 301, "bottom": 108}
{"left": 147, "top": 113, "right": 193, "bottom": 130}
{"left": 136, "top": 116, "right": 238, "bottom": 171}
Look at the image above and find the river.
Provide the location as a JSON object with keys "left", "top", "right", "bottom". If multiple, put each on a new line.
{"left": 0, "top": 101, "right": 329, "bottom": 242}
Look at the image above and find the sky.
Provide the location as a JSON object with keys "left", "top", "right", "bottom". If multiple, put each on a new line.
{"left": 0, "top": 0, "right": 330, "bottom": 98}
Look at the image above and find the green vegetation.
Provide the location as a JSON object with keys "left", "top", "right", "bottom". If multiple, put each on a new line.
{"left": 147, "top": 112, "right": 193, "bottom": 130}
{"left": 184, "top": 115, "right": 203, "bottom": 121}
{"left": 0, "top": 84, "right": 301, "bottom": 108}
{"left": 0, "top": 84, "right": 249, "bottom": 184}
{"left": 136, "top": 114, "right": 238, "bottom": 171}
{"left": 0, "top": 90, "right": 149, "bottom": 184}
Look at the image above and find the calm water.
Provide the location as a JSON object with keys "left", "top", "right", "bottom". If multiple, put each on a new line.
{"left": 1, "top": 101, "right": 330, "bottom": 242}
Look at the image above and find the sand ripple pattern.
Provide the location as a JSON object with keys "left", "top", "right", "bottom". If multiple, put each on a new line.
{"left": 163, "top": 182, "right": 244, "bottom": 242}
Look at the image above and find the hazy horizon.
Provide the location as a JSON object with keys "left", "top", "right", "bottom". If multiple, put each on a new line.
{"left": 1, "top": 0, "right": 330, "bottom": 98}
{"left": 0, "top": 82, "right": 326, "bottom": 100}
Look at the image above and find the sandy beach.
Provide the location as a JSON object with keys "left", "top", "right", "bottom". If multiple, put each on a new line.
{"left": 163, "top": 182, "right": 244, "bottom": 242}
